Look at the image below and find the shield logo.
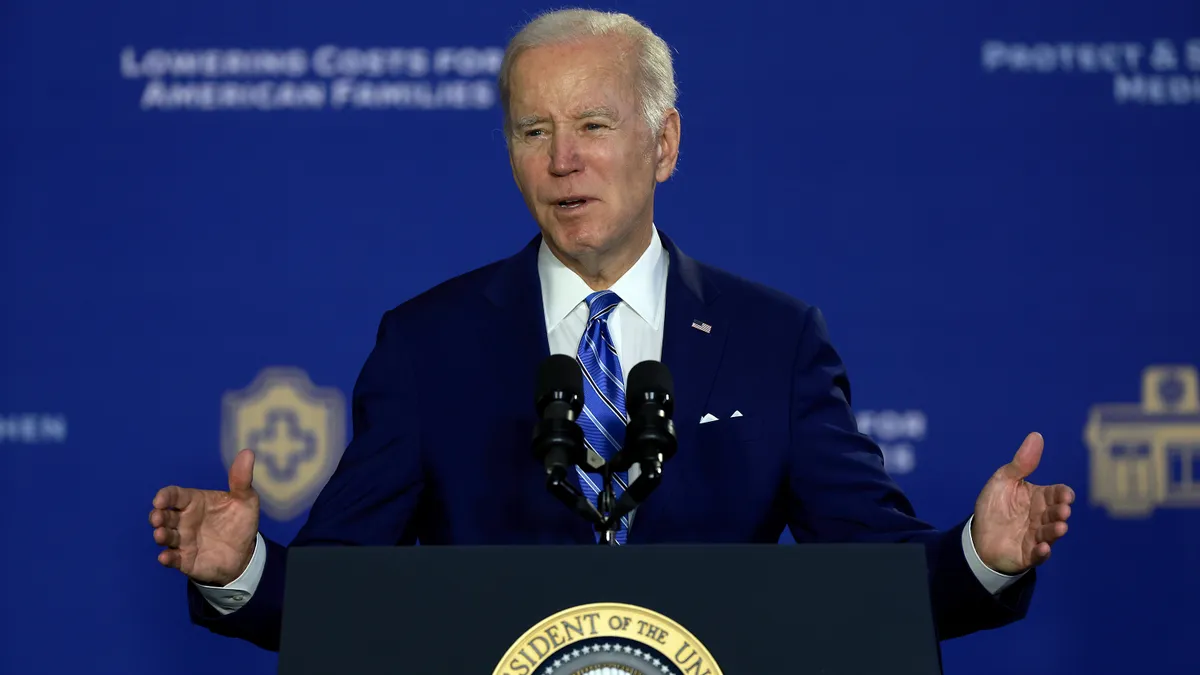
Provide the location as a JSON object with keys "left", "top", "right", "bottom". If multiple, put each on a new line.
{"left": 221, "top": 367, "right": 346, "bottom": 522}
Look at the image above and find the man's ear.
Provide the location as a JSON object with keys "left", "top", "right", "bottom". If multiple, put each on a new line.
{"left": 654, "top": 108, "right": 681, "bottom": 182}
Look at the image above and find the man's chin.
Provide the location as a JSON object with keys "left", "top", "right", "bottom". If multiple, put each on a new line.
{"left": 541, "top": 221, "right": 607, "bottom": 256}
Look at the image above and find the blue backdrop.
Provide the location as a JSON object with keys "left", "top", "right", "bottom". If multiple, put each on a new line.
{"left": 2, "top": 1, "right": 1197, "bottom": 673}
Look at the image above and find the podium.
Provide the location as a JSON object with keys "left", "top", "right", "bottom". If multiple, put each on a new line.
{"left": 276, "top": 542, "right": 943, "bottom": 674}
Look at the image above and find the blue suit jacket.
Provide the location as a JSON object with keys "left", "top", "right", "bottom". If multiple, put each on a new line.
{"left": 187, "top": 231, "right": 1034, "bottom": 651}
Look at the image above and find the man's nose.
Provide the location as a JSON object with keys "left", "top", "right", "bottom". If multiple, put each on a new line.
{"left": 548, "top": 134, "right": 582, "bottom": 176}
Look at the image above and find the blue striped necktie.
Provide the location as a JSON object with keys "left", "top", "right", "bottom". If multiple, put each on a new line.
{"left": 575, "top": 290, "right": 630, "bottom": 544}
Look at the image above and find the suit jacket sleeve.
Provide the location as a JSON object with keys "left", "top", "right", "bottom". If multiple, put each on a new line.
{"left": 784, "top": 305, "right": 1035, "bottom": 640}
{"left": 186, "top": 309, "right": 425, "bottom": 651}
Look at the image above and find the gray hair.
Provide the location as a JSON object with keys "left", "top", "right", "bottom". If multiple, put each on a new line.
{"left": 497, "top": 9, "right": 678, "bottom": 139}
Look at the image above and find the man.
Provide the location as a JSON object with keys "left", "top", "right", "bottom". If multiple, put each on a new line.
{"left": 149, "top": 8, "right": 1074, "bottom": 653}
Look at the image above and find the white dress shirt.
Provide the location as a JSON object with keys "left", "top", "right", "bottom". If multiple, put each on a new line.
{"left": 195, "top": 226, "right": 1020, "bottom": 614}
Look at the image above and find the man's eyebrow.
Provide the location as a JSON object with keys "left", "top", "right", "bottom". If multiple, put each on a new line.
{"left": 577, "top": 106, "right": 619, "bottom": 120}
{"left": 513, "top": 107, "right": 620, "bottom": 129}
{"left": 514, "top": 115, "right": 547, "bottom": 129}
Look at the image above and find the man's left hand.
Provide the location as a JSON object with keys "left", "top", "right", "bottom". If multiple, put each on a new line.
{"left": 972, "top": 431, "right": 1076, "bottom": 575}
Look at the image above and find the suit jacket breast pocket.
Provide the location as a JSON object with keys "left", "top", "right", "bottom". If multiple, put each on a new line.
{"left": 692, "top": 417, "right": 767, "bottom": 459}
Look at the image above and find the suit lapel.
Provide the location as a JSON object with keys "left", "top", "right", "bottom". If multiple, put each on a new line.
{"left": 484, "top": 234, "right": 594, "bottom": 543}
{"left": 484, "top": 234, "right": 550, "bottom": 367}
{"left": 659, "top": 233, "right": 727, "bottom": 439}
{"left": 627, "top": 232, "right": 728, "bottom": 541}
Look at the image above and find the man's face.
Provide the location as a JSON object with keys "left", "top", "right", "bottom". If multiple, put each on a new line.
{"left": 506, "top": 35, "right": 678, "bottom": 265}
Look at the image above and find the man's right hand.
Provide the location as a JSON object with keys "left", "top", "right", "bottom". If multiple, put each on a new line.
{"left": 150, "top": 448, "right": 261, "bottom": 587}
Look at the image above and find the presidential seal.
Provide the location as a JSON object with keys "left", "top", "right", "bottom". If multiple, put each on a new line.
{"left": 494, "top": 602, "right": 722, "bottom": 675}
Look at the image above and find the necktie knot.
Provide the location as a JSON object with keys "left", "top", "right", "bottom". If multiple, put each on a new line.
{"left": 586, "top": 290, "right": 622, "bottom": 323}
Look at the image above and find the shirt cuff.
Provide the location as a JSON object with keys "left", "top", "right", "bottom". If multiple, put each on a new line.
{"left": 191, "top": 532, "right": 266, "bottom": 615}
{"left": 961, "top": 515, "right": 1025, "bottom": 595}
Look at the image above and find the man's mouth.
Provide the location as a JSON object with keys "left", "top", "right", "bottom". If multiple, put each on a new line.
{"left": 555, "top": 196, "right": 591, "bottom": 209}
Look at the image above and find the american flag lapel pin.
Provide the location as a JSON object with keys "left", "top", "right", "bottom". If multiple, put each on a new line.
{"left": 691, "top": 319, "right": 712, "bottom": 334}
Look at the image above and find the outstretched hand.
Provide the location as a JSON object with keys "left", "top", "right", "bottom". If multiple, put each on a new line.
{"left": 971, "top": 432, "right": 1075, "bottom": 575}
{"left": 149, "top": 448, "right": 261, "bottom": 586}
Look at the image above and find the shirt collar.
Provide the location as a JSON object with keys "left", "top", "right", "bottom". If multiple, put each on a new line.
{"left": 539, "top": 226, "right": 667, "bottom": 333}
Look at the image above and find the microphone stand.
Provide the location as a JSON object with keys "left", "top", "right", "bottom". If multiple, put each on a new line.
{"left": 544, "top": 467, "right": 605, "bottom": 531}
{"left": 596, "top": 463, "right": 617, "bottom": 546}
{"left": 536, "top": 420, "right": 664, "bottom": 545}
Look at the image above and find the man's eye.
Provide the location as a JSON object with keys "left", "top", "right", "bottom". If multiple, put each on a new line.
{"left": 586, "top": 123, "right": 604, "bottom": 130}
{"left": 525, "top": 129, "right": 543, "bottom": 137}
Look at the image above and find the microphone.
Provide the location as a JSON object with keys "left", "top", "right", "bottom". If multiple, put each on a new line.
{"left": 608, "top": 360, "right": 677, "bottom": 523}
{"left": 531, "top": 354, "right": 604, "bottom": 528}
{"left": 532, "top": 354, "right": 585, "bottom": 481}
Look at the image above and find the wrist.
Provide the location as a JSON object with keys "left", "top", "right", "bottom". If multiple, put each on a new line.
{"left": 193, "top": 532, "right": 262, "bottom": 589}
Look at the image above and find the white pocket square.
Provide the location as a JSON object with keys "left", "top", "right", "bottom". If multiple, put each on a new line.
{"left": 730, "top": 410, "right": 743, "bottom": 418}
{"left": 699, "top": 413, "right": 718, "bottom": 424}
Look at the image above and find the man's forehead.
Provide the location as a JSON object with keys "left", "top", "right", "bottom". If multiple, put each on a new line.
{"left": 505, "top": 39, "right": 639, "bottom": 120}
{"left": 508, "top": 70, "right": 634, "bottom": 115}
{"left": 509, "top": 38, "right": 633, "bottom": 88}
{"left": 514, "top": 34, "right": 631, "bottom": 68}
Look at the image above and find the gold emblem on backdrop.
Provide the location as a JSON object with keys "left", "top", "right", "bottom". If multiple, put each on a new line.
{"left": 1085, "top": 365, "right": 1200, "bottom": 518}
{"left": 221, "top": 367, "right": 346, "bottom": 522}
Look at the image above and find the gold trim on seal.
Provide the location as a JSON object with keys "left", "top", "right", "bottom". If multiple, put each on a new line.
{"left": 493, "top": 602, "right": 722, "bottom": 675}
